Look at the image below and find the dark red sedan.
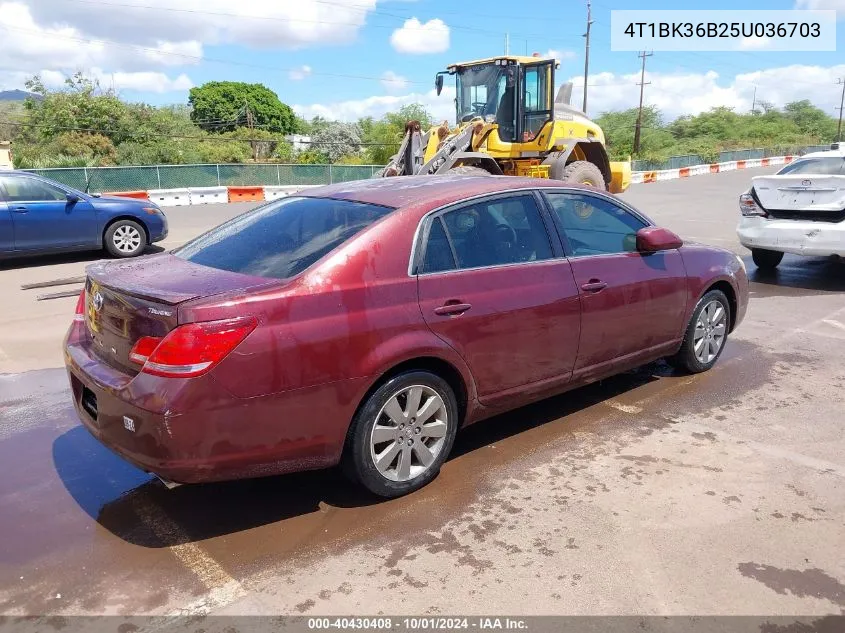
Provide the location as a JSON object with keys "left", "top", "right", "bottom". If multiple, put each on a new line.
{"left": 65, "top": 176, "right": 748, "bottom": 498}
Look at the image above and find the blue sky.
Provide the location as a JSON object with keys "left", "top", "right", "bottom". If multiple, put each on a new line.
{"left": 1, "top": 0, "right": 843, "bottom": 122}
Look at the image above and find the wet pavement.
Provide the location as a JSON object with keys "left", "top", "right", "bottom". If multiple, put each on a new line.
{"left": 1, "top": 170, "right": 844, "bottom": 616}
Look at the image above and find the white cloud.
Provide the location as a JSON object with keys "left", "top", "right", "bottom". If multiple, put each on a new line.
{"left": 794, "top": 0, "right": 845, "bottom": 17}
{"left": 390, "top": 18, "right": 449, "bottom": 54}
{"left": 288, "top": 65, "right": 312, "bottom": 81}
{"left": 295, "top": 86, "right": 456, "bottom": 124}
{"left": 543, "top": 49, "right": 576, "bottom": 61}
{"left": 295, "top": 63, "right": 845, "bottom": 124}
{"left": 738, "top": 36, "right": 771, "bottom": 50}
{"left": 24, "top": 0, "right": 378, "bottom": 50}
{"left": 0, "top": 1, "right": 195, "bottom": 92}
{"left": 380, "top": 70, "right": 410, "bottom": 93}
{"left": 566, "top": 64, "right": 845, "bottom": 121}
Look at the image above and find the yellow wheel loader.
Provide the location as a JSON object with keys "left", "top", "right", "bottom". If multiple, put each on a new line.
{"left": 376, "top": 55, "right": 630, "bottom": 193}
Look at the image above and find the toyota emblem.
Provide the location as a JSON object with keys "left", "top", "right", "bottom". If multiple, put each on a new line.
{"left": 92, "top": 292, "right": 104, "bottom": 312}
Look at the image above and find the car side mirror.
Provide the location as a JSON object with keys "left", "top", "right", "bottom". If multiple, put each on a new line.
{"left": 66, "top": 193, "right": 80, "bottom": 203}
{"left": 435, "top": 74, "right": 444, "bottom": 96}
{"left": 636, "top": 226, "right": 683, "bottom": 253}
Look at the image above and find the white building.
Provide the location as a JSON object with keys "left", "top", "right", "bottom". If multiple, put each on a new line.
{"left": 285, "top": 134, "right": 312, "bottom": 152}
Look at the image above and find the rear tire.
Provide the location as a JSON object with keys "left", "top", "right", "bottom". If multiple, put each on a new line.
{"left": 545, "top": 158, "right": 606, "bottom": 190}
{"left": 667, "top": 290, "right": 731, "bottom": 374}
{"left": 751, "top": 248, "right": 783, "bottom": 270}
{"left": 104, "top": 219, "right": 146, "bottom": 258}
{"left": 343, "top": 371, "right": 459, "bottom": 498}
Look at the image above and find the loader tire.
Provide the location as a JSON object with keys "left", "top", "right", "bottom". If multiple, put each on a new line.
{"left": 547, "top": 159, "right": 606, "bottom": 190}
{"left": 445, "top": 165, "right": 491, "bottom": 176}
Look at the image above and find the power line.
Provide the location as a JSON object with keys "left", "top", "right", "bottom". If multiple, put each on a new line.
{"left": 59, "top": 0, "right": 578, "bottom": 43}
{"left": 0, "top": 25, "right": 431, "bottom": 86}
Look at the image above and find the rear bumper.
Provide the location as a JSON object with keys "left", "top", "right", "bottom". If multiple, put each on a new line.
{"left": 737, "top": 217, "right": 845, "bottom": 257}
{"left": 64, "top": 329, "right": 361, "bottom": 484}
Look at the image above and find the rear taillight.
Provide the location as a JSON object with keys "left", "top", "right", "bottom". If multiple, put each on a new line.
{"left": 73, "top": 290, "right": 86, "bottom": 322}
{"left": 740, "top": 192, "right": 767, "bottom": 217}
{"left": 129, "top": 336, "right": 161, "bottom": 365}
{"left": 128, "top": 316, "right": 257, "bottom": 378}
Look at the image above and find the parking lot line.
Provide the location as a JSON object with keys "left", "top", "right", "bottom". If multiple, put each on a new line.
{"left": 129, "top": 495, "right": 248, "bottom": 615}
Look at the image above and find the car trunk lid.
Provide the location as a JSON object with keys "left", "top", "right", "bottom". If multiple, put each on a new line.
{"left": 752, "top": 174, "right": 845, "bottom": 216}
{"left": 84, "top": 253, "right": 277, "bottom": 374}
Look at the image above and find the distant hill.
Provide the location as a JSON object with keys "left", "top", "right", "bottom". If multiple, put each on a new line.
{"left": 0, "top": 90, "right": 41, "bottom": 101}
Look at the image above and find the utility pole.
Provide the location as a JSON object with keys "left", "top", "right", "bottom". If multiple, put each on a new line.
{"left": 244, "top": 99, "right": 257, "bottom": 161}
{"left": 836, "top": 78, "right": 845, "bottom": 142}
{"left": 582, "top": 0, "right": 593, "bottom": 113}
{"left": 751, "top": 85, "right": 757, "bottom": 115}
{"left": 633, "top": 50, "right": 652, "bottom": 155}
{"left": 505, "top": 33, "right": 509, "bottom": 55}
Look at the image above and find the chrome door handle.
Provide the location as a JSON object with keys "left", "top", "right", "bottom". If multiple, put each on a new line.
{"left": 434, "top": 302, "right": 472, "bottom": 316}
{"left": 580, "top": 280, "right": 607, "bottom": 292}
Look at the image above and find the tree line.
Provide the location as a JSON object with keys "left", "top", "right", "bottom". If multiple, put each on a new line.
{"left": 1, "top": 73, "right": 838, "bottom": 169}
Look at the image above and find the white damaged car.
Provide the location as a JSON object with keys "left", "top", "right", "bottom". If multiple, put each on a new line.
{"left": 737, "top": 145, "right": 845, "bottom": 270}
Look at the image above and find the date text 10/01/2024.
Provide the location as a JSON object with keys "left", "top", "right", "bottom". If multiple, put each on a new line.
{"left": 307, "top": 618, "right": 528, "bottom": 630}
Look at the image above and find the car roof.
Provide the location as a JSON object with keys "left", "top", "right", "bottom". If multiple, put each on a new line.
{"left": 300, "top": 174, "right": 589, "bottom": 210}
{"left": 800, "top": 148, "right": 845, "bottom": 159}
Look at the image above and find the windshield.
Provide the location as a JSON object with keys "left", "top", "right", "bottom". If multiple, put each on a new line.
{"left": 455, "top": 63, "right": 516, "bottom": 128}
{"left": 173, "top": 196, "right": 394, "bottom": 279}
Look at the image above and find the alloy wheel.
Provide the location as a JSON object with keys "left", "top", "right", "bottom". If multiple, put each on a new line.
{"left": 112, "top": 225, "right": 142, "bottom": 254}
{"left": 693, "top": 300, "right": 727, "bottom": 364}
{"left": 369, "top": 385, "right": 449, "bottom": 482}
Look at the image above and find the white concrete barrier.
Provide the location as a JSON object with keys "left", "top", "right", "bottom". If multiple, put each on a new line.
{"left": 630, "top": 172, "right": 645, "bottom": 185}
{"left": 148, "top": 188, "right": 191, "bottom": 207}
{"left": 189, "top": 186, "right": 228, "bottom": 205}
{"left": 656, "top": 169, "right": 679, "bottom": 181}
{"left": 745, "top": 158, "right": 762, "bottom": 168}
{"left": 264, "top": 185, "right": 322, "bottom": 200}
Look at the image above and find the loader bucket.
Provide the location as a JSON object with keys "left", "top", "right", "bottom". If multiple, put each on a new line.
{"left": 608, "top": 161, "right": 631, "bottom": 193}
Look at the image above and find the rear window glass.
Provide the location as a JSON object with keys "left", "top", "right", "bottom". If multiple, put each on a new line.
{"left": 174, "top": 196, "right": 394, "bottom": 279}
{"left": 777, "top": 157, "right": 844, "bottom": 175}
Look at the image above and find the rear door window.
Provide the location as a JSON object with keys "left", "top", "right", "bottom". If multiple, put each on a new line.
{"left": 174, "top": 196, "right": 394, "bottom": 279}
{"left": 0, "top": 176, "right": 67, "bottom": 202}
{"left": 436, "top": 194, "right": 553, "bottom": 270}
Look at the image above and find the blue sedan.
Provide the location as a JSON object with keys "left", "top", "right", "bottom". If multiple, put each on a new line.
{"left": 0, "top": 171, "right": 168, "bottom": 259}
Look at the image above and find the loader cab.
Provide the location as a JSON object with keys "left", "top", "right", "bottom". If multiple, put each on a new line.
{"left": 441, "top": 56, "right": 557, "bottom": 144}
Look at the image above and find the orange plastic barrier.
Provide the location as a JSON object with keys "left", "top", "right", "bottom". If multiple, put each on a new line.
{"left": 109, "top": 190, "right": 149, "bottom": 200}
{"left": 227, "top": 186, "right": 265, "bottom": 202}
{"left": 643, "top": 171, "right": 657, "bottom": 183}
{"left": 784, "top": 155, "right": 794, "bottom": 163}
{"left": 737, "top": 160, "right": 746, "bottom": 169}
{"left": 762, "top": 158, "right": 770, "bottom": 166}
{"left": 679, "top": 167, "right": 690, "bottom": 178}
{"left": 709, "top": 164, "right": 720, "bottom": 173}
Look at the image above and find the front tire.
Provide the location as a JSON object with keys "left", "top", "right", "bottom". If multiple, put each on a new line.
{"left": 668, "top": 290, "right": 731, "bottom": 374}
{"left": 343, "top": 371, "right": 459, "bottom": 498}
{"left": 544, "top": 158, "right": 606, "bottom": 190}
{"left": 751, "top": 248, "right": 783, "bottom": 270}
{"left": 104, "top": 220, "right": 146, "bottom": 258}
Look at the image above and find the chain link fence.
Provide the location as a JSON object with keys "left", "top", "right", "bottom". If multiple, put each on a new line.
{"left": 26, "top": 145, "right": 835, "bottom": 192}
{"left": 631, "top": 145, "right": 832, "bottom": 172}
{"left": 24, "top": 164, "right": 384, "bottom": 192}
